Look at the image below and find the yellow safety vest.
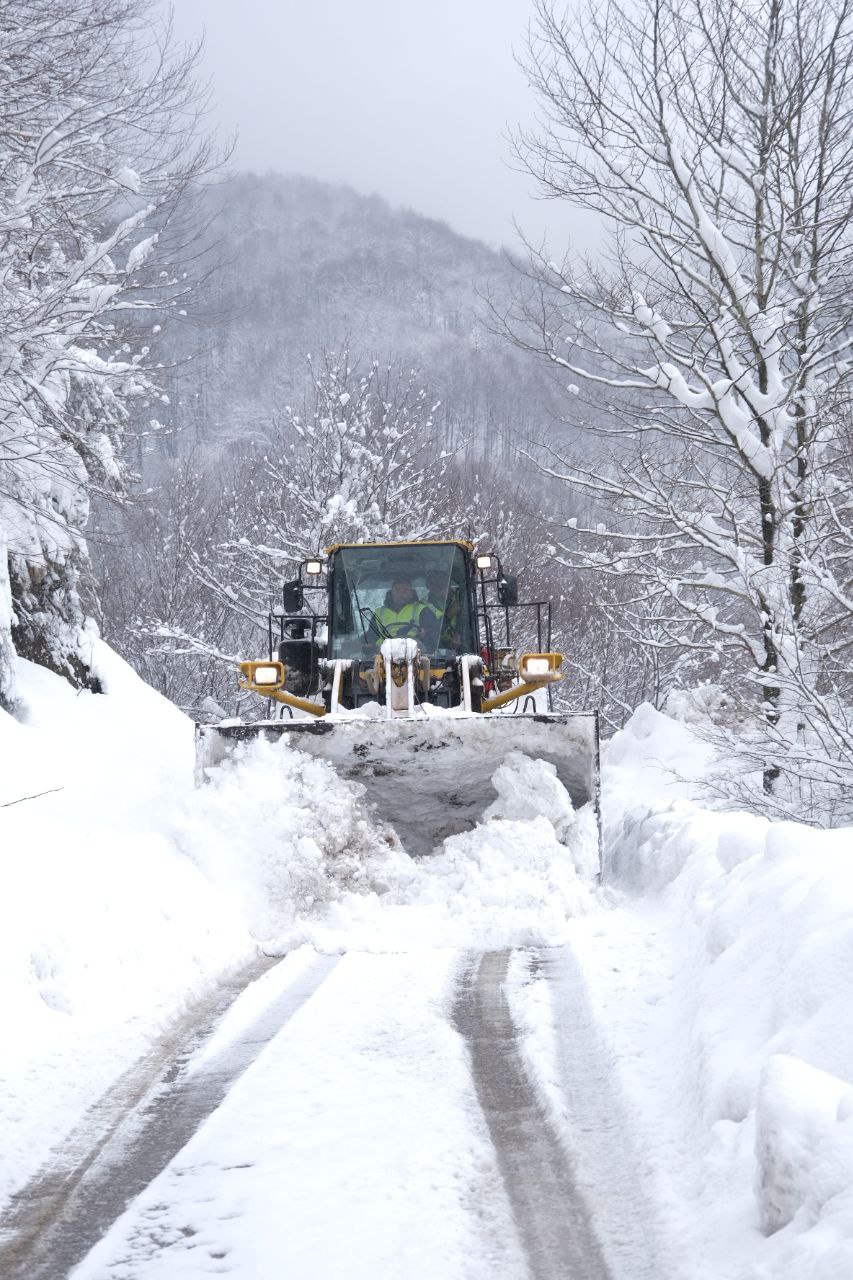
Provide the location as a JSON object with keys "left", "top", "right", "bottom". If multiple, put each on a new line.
{"left": 374, "top": 600, "right": 422, "bottom": 637}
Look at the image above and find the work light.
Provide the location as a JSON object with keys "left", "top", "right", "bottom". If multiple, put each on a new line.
{"left": 520, "top": 653, "right": 562, "bottom": 678}
{"left": 240, "top": 661, "right": 285, "bottom": 688}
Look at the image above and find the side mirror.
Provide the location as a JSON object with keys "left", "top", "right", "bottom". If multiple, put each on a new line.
{"left": 282, "top": 579, "right": 304, "bottom": 612}
{"left": 497, "top": 574, "right": 519, "bottom": 606}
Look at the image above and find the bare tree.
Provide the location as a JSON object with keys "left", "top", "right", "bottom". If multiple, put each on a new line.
{"left": 132, "top": 351, "right": 458, "bottom": 703}
{"left": 192, "top": 352, "right": 453, "bottom": 618}
{"left": 506, "top": 0, "right": 853, "bottom": 817}
{"left": 90, "top": 451, "right": 239, "bottom": 714}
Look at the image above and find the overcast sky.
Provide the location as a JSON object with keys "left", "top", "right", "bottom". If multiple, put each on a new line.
{"left": 166, "top": 0, "right": 596, "bottom": 254}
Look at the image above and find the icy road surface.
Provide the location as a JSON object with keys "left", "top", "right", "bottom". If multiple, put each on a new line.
{"left": 1, "top": 946, "right": 657, "bottom": 1280}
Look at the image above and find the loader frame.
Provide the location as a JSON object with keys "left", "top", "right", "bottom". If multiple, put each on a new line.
{"left": 264, "top": 542, "right": 556, "bottom": 715}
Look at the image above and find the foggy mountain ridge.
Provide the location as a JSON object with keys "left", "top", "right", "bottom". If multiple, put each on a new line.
{"left": 151, "top": 171, "right": 563, "bottom": 457}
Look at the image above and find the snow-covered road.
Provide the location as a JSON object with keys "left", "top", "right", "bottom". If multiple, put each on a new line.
{"left": 1, "top": 947, "right": 654, "bottom": 1280}
{"left": 6, "top": 652, "right": 853, "bottom": 1280}
{"left": 0, "top": 951, "right": 330, "bottom": 1280}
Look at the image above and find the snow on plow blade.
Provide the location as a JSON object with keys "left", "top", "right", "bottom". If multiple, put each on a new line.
{"left": 195, "top": 713, "right": 600, "bottom": 858}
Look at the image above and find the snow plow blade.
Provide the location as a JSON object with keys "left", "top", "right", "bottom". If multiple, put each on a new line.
{"left": 195, "top": 713, "right": 600, "bottom": 858}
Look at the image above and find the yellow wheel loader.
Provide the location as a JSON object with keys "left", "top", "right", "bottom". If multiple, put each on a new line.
{"left": 195, "top": 539, "right": 600, "bottom": 856}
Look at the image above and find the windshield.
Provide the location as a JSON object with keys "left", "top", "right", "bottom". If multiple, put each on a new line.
{"left": 329, "top": 544, "right": 474, "bottom": 659}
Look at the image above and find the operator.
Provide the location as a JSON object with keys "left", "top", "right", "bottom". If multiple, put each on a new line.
{"left": 373, "top": 577, "right": 422, "bottom": 639}
{"left": 418, "top": 570, "right": 461, "bottom": 650}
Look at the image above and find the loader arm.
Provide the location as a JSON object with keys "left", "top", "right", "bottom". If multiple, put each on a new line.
{"left": 238, "top": 653, "right": 564, "bottom": 718}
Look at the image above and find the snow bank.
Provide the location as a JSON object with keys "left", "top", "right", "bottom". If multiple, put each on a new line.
{"left": 0, "top": 644, "right": 253, "bottom": 1206}
{"left": 754, "top": 1054, "right": 853, "bottom": 1236}
{"left": 580, "top": 700, "right": 853, "bottom": 1279}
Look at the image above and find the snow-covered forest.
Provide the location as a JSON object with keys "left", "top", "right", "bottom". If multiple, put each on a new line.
{"left": 3, "top": 0, "right": 851, "bottom": 822}
{"left": 87, "top": 173, "right": 592, "bottom": 721}
{"left": 0, "top": 0, "right": 216, "bottom": 707}
{"left": 4, "top": 0, "right": 853, "bottom": 1277}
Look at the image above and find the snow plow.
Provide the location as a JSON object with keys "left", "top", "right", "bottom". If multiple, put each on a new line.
{"left": 195, "top": 540, "right": 600, "bottom": 856}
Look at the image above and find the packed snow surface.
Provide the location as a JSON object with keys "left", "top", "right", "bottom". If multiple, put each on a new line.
{"left": 71, "top": 952, "right": 529, "bottom": 1280}
{"left": 2, "top": 656, "right": 853, "bottom": 1280}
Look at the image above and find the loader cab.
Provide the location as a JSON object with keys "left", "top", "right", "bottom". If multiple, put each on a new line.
{"left": 327, "top": 541, "right": 478, "bottom": 661}
{"left": 265, "top": 537, "right": 556, "bottom": 714}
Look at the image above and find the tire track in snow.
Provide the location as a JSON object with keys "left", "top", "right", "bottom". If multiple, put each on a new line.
{"left": 516, "top": 948, "right": 663, "bottom": 1280}
{"left": 0, "top": 951, "right": 338, "bottom": 1280}
{"left": 454, "top": 950, "right": 613, "bottom": 1280}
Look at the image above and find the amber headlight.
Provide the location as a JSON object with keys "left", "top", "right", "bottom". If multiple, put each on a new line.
{"left": 240, "top": 661, "right": 285, "bottom": 688}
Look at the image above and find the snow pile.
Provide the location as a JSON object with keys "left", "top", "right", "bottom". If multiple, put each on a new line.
{"left": 176, "top": 737, "right": 410, "bottom": 939}
{"left": 579, "top": 700, "right": 853, "bottom": 1279}
{"left": 399, "top": 804, "right": 594, "bottom": 946}
{"left": 755, "top": 1055, "right": 853, "bottom": 1239}
{"left": 605, "top": 699, "right": 714, "bottom": 808}
{"left": 185, "top": 739, "right": 598, "bottom": 955}
{"left": 485, "top": 751, "right": 576, "bottom": 842}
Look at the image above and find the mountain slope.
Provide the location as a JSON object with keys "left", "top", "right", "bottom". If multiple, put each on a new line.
{"left": 153, "top": 172, "right": 561, "bottom": 451}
